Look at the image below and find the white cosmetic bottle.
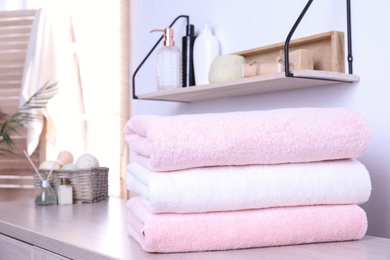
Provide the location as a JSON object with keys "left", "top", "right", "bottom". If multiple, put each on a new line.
{"left": 58, "top": 178, "right": 73, "bottom": 205}
{"left": 193, "top": 22, "right": 220, "bottom": 85}
{"left": 151, "top": 27, "right": 182, "bottom": 91}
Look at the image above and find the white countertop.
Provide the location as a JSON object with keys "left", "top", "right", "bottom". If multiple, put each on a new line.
{"left": 0, "top": 198, "right": 390, "bottom": 260}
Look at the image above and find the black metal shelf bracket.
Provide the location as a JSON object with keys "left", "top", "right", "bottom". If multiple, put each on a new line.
{"left": 284, "top": 0, "right": 353, "bottom": 77}
{"left": 132, "top": 15, "right": 190, "bottom": 99}
{"left": 346, "top": 0, "right": 353, "bottom": 74}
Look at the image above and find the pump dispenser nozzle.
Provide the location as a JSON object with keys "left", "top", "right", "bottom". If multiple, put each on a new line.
{"left": 150, "top": 28, "right": 175, "bottom": 47}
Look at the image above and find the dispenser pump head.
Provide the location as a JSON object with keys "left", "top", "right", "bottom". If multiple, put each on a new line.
{"left": 150, "top": 27, "right": 175, "bottom": 47}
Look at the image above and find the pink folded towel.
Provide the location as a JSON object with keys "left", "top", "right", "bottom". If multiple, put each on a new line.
{"left": 127, "top": 159, "right": 371, "bottom": 213}
{"left": 127, "top": 197, "right": 367, "bottom": 253}
{"left": 124, "top": 108, "right": 370, "bottom": 171}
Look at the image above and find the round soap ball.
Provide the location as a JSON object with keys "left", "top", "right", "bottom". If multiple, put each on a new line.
{"left": 208, "top": 54, "right": 245, "bottom": 83}
{"left": 75, "top": 153, "right": 100, "bottom": 169}
{"left": 39, "top": 160, "right": 61, "bottom": 170}
{"left": 57, "top": 150, "right": 74, "bottom": 166}
{"left": 61, "top": 163, "right": 78, "bottom": 171}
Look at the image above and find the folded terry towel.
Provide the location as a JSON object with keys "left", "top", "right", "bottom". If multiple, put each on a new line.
{"left": 126, "top": 159, "right": 371, "bottom": 213}
{"left": 124, "top": 108, "right": 370, "bottom": 171}
{"left": 127, "top": 197, "right": 367, "bottom": 253}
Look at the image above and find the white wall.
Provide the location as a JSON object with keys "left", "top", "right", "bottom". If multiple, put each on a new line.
{"left": 130, "top": 0, "right": 390, "bottom": 238}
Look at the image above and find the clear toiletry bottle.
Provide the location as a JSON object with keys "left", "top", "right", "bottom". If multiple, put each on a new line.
{"left": 151, "top": 27, "right": 182, "bottom": 91}
{"left": 58, "top": 178, "right": 73, "bottom": 205}
{"left": 35, "top": 180, "right": 57, "bottom": 206}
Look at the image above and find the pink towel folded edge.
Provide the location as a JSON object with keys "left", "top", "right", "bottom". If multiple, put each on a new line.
{"left": 124, "top": 108, "right": 371, "bottom": 172}
{"left": 126, "top": 197, "right": 367, "bottom": 253}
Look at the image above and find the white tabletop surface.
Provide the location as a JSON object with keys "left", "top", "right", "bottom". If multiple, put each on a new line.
{"left": 0, "top": 198, "right": 390, "bottom": 260}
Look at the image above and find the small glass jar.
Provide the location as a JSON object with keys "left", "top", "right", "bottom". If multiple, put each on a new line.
{"left": 58, "top": 178, "right": 73, "bottom": 205}
{"left": 35, "top": 180, "right": 57, "bottom": 206}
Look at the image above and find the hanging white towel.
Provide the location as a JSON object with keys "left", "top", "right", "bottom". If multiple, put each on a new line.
{"left": 19, "top": 8, "right": 56, "bottom": 155}
{"left": 19, "top": 8, "right": 85, "bottom": 155}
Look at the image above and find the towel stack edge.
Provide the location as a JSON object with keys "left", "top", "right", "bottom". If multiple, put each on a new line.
{"left": 126, "top": 159, "right": 371, "bottom": 214}
{"left": 124, "top": 107, "right": 372, "bottom": 253}
{"left": 125, "top": 107, "right": 370, "bottom": 172}
{"left": 126, "top": 198, "right": 368, "bottom": 253}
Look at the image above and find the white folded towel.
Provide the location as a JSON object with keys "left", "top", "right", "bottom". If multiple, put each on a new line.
{"left": 126, "top": 159, "right": 371, "bottom": 213}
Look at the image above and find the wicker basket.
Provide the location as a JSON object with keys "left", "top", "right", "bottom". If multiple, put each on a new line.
{"left": 34, "top": 167, "right": 109, "bottom": 203}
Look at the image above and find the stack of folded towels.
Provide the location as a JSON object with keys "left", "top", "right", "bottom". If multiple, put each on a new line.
{"left": 124, "top": 107, "right": 372, "bottom": 253}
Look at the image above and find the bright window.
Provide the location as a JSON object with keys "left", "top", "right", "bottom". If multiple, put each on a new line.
{"left": 29, "top": 0, "right": 127, "bottom": 198}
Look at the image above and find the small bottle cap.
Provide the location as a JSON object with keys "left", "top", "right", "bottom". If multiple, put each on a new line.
{"left": 41, "top": 180, "right": 50, "bottom": 188}
{"left": 186, "top": 24, "right": 195, "bottom": 36}
{"left": 60, "top": 178, "right": 70, "bottom": 185}
{"left": 202, "top": 22, "right": 212, "bottom": 33}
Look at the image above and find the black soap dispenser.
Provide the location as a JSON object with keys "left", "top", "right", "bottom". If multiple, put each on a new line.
{"left": 182, "top": 24, "right": 196, "bottom": 87}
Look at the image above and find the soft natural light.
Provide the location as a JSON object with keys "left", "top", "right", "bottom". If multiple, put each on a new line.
{"left": 32, "top": 0, "right": 122, "bottom": 197}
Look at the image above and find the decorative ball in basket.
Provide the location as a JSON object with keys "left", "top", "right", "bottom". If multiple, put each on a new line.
{"left": 30, "top": 152, "right": 109, "bottom": 204}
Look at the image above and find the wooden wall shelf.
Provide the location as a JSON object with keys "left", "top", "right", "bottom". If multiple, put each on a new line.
{"left": 133, "top": 1, "right": 356, "bottom": 103}
{"left": 235, "top": 31, "right": 345, "bottom": 73}
{"left": 137, "top": 70, "right": 359, "bottom": 102}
